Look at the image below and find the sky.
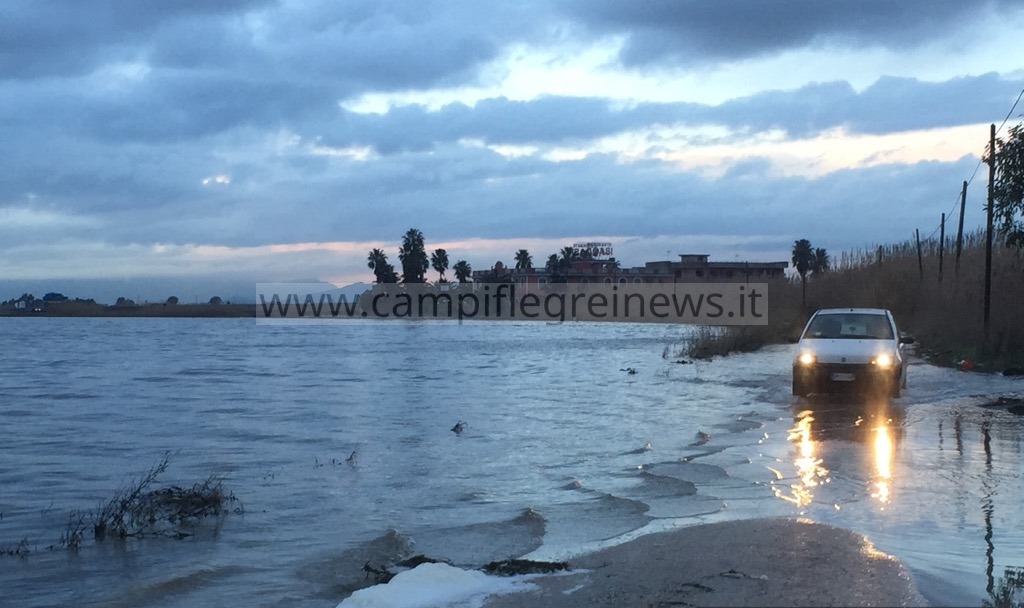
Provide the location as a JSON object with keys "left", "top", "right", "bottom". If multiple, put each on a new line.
{"left": 2, "top": 0, "right": 1024, "bottom": 302}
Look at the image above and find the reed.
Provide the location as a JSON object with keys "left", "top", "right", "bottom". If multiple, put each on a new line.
{"left": 802, "top": 230, "right": 1024, "bottom": 369}
{"left": 686, "top": 231, "right": 1024, "bottom": 369}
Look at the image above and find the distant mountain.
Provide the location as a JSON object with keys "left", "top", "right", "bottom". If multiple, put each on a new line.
{"left": 323, "top": 282, "right": 373, "bottom": 300}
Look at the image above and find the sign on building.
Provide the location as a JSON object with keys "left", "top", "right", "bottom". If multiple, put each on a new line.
{"left": 573, "top": 242, "right": 614, "bottom": 259}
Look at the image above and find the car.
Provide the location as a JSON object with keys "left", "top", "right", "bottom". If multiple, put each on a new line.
{"left": 792, "top": 308, "right": 912, "bottom": 398}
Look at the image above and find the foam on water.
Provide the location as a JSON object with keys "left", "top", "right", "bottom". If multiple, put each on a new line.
{"left": 335, "top": 563, "right": 536, "bottom": 608}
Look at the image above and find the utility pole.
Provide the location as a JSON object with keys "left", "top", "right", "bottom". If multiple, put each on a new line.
{"left": 915, "top": 229, "right": 923, "bottom": 280}
{"left": 939, "top": 213, "right": 945, "bottom": 282}
{"left": 955, "top": 180, "right": 966, "bottom": 273}
{"left": 984, "top": 123, "right": 995, "bottom": 345}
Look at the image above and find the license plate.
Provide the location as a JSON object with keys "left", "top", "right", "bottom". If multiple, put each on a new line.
{"left": 831, "top": 372, "right": 855, "bottom": 382}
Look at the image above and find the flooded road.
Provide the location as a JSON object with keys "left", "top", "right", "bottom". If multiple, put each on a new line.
{"left": 758, "top": 355, "right": 1024, "bottom": 607}
{"left": 1, "top": 319, "right": 1023, "bottom": 607}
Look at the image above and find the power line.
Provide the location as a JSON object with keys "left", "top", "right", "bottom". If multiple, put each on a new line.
{"left": 996, "top": 86, "right": 1024, "bottom": 136}
{"left": 922, "top": 85, "right": 1024, "bottom": 243}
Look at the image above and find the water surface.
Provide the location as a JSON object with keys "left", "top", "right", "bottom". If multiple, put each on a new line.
{"left": 1, "top": 318, "right": 1022, "bottom": 607}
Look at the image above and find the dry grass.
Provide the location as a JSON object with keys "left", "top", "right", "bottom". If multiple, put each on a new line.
{"left": 683, "top": 326, "right": 775, "bottom": 360}
{"left": 804, "top": 230, "right": 1024, "bottom": 369}
{"left": 685, "top": 232, "right": 1024, "bottom": 369}
{"left": 681, "top": 277, "right": 804, "bottom": 359}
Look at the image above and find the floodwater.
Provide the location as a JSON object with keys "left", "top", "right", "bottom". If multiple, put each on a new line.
{"left": 1, "top": 318, "right": 1022, "bottom": 607}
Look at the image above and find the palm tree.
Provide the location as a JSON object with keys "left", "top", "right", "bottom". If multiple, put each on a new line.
{"left": 430, "top": 248, "right": 449, "bottom": 283}
{"left": 810, "top": 247, "right": 830, "bottom": 278}
{"left": 452, "top": 260, "right": 472, "bottom": 283}
{"left": 546, "top": 253, "right": 567, "bottom": 283}
{"left": 559, "top": 246, "right": 577, "bottom": 266}
{"left": 791, "top": 239, "right": 813, "bottom": 308}
{"left": 398, "top": 228, "right": 430, "bottom": 284}
{"left": 367, "top": 248, "right": 390, "bottom": 284}
{"left": 514, "top": 249, "right": 532, "bottom": 270}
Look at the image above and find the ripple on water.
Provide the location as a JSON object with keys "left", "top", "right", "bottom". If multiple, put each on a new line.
{"left": 298, "top": 529, "right": 415, "bottom": 601}
{"left": 635, "top": 469, "right": 699, "bottom": 498}
{"left": 643, "top": 460, "right": 730, "bottom": 485}
{"left": 407, "top": 508, "right": 547, "bottom": 567}
{"left": 103, "top": 564, "right": 261, "bottom": 608}
{"left": 533, "top": 484, "right": 652, "bottom": 553}
{"left": 135, "top": 376, "right": 176, "bottom": 383}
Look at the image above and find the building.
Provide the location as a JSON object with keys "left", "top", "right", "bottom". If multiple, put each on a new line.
{"left": 473, "top": 253, "right": 787, "bottom": 290}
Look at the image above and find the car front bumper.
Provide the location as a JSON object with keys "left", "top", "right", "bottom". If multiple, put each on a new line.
{"left": 793, "top": 362, "right": 901, "bottom": 394}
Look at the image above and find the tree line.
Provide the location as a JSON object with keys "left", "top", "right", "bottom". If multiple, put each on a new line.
{"left": 368, "top": 228, "right": 551, "bottom": 285}
{"left": 366, "top": 228, "right": 473, "bottom": 285}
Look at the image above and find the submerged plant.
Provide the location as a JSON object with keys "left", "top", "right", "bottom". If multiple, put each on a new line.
{"left": 0, "top": 538, "right": 31, "bottom": 558}
{"left": 58, "top": 454, "right": 242, "bottom": 550}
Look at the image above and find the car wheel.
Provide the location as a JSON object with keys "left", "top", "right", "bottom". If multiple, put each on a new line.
{"left": 792, "top": 375, "right": 809, "bottom": 397}
{"left": 890, "top": 371, "right": 901, "bottom": 398}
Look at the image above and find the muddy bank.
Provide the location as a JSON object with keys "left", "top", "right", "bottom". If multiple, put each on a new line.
{"left": 482, "top": 517, "right": 926, "bottom": 608}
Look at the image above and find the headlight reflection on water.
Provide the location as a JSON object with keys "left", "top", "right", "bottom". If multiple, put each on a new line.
{"left": 775, "top": 409, "right": 830, "bottom": 508}
{"left": 776, "top": 407, "right": 897, "bottom": 510}
{"left": 872, "top": 420, "right": 895, "bottom": 506}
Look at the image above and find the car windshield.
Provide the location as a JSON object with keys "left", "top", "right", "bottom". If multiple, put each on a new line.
{"left": 803, "top": 313, "right": 894, "bottom": 340}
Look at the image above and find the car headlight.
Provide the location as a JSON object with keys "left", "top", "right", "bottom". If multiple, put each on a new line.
{"left": 798, "top": 352, "right": 815, "bottom": 366}
{"left": 873, "top": 353, "right": 893, "bottom": 369}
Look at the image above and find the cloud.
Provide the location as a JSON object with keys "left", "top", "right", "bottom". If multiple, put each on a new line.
{"left": 0, "top": 142, "right": 982, "bottom": 295}
{"left": 0, "top": 0, "right": 1018, "bottom": 294}
{"left": 558, "top": 0, "right": 1022, "bottom": 66}
{"left": 316, "top": 74, "right": 1022, "bottom": 155}
{"left": 0, "top": 0, "right": 275, "bottom": 80}
{"left": 0, "top": 112, "right": 992, "bottom": 256}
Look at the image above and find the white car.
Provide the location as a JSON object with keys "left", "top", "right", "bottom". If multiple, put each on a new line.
{"left": 792, "top": 308, "right": 911, "bottom": 398}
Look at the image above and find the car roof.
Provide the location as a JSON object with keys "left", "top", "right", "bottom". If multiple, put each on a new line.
{"left": 814, "top": 308, "right": 890, "bottom": 315}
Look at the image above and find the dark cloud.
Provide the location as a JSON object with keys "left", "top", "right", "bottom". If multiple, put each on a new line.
{"left": 315, "top": 74, "right": 1022, "bottom": 153}
{"left": 3, "top": 0, "right": 1016, "bottom": 152}
{"left": 321, "top": 96, "right": 690, "bottom": 153}
{"left": 558, "top": 0, "right": 1022, "bottom": 66}
{"left": 710, "top": 73, "right": 1021, "bottom": 137}
{"left": 0, "top": 0, "right": 274, "bottom": 79}
{"left": 0, "top": 1, "right": 553, "bottom": 145}
{"left": 81, "top": 72, "right": 338, "bottom": 142}
{"left": 1, "top": 0, "right": 538, "bottom": 90}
